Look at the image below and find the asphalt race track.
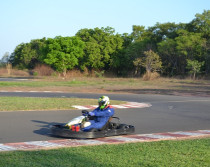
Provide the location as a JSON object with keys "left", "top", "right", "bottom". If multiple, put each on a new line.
{"left": 0, "top": 92, "right": 210, "bottom": 143}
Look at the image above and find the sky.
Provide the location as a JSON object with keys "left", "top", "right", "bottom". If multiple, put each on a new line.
{"left": 0, "top": 0, "right": 209, "bottom": 59}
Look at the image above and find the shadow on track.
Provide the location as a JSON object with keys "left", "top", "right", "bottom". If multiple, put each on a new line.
{"left": 31, "top": 120, "right": 62, "bottom": 137}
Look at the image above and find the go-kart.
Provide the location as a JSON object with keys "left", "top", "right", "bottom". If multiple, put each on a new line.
{"left": 50, "top": 110, "right": 135, "bottom": 139}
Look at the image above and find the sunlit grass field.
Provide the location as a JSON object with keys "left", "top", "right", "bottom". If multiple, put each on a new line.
{"left": 0, "top": 97, "right": 124, "bottom": 111}
{"left": 0, "top": 138, "right": 209, "bottom": 167}
{"left": 0, "top": 77, "right": 209, "bottom": 95}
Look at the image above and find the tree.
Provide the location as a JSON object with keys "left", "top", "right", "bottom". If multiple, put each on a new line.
{"left": 44, "top": 36, "right": 84, "bottom": 76}
{"left": 131, "top": 25, "right": 146, "bottom": 42}
{"left": 0, "top": 52, "right": 12, "bottom": 75}
{"left": 7, "top": 10, "right": 209, "bottom": 77}
{"left": 109, "top": 33, "right": 134, "bottom": 76}
{"left": 126, "top": 41, "right": 147, "bottom": 76}
{"left": 76, "top": 27, "right": 123, "bottom": 71}
{"left": 10, "top": 43, "right": 26, "bottom": 69}
{"left": 176, "top": 30, "right": 206, "bottom": 58}
{"left": 192, "top": 10, "right": 210, "bottom": 74}
{"left": 148, "top": 22, "right": 179, "bottom": 42}
{"left": 133, "top": 50, "right": 162, "bottom": 75}
{"left": 10, "top": 38, "right": 46, "bottom": 69}
{"left": 119, "top": 25, "right": 156, "bottom": 76}
{"left": 175, "top": 30, "right": 206, "bottom": 74}
{"left": 188, "top": 10, "right": 210, "bottom": 39}
{"left": 158, "top": 38, "right": 179, "bottom": 76}
{"left": 0, "top": 52, "right": 9, "bottom": 63}
{"left": 187, "top": 59, "right": 204, "bottom": 80}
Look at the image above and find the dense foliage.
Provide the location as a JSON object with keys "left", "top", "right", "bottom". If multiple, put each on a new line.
{"left": 5, "top": 10, "right": 210, "bottom": 77}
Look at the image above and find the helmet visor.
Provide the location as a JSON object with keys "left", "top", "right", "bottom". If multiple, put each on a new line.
{"left": 99, "top": 101, "right": 106, "bottom": 107}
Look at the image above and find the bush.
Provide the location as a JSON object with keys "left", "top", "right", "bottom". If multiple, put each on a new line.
{"left": 94, "top": 70, "right": 105, "bottom": 78}
{"left": 65, "top": 70, "right": 84, "bottom": 78}
{"left": 143, "top": 72, "right": 160, "bottom": 81}
{"left": 0, "top": 67, "right": 30, "bottom": 77}
{"left": 33, "top": 71, "right": 38, "bottom": 76}
{"left": 33, "top": 64, "right": 54, "bottom": 76}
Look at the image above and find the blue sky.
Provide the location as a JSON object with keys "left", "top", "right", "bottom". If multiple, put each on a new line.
{"left": 0, "top": 0, "right": 209, "bottom": 59}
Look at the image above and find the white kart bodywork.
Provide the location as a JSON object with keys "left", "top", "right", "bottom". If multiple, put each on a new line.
{"left": 66, "top": 116, "right": 91, "bottom": 127}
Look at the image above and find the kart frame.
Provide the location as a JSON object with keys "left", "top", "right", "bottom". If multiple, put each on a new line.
{"left": 50, "top": 117, "right": 135, "bottom": 139}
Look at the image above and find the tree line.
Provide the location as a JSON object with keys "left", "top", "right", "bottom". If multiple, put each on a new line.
{"left": 2, "top": 10, "right": 209, "bottom": 78}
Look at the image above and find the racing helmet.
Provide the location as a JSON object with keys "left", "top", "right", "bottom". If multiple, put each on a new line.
{"left": 98, "top": 96, "right": 110, "bottom": 110}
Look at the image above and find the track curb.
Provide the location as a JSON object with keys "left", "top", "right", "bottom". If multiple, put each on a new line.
{"left": 72, "top": 102, "right": 152, "bottom": 110}
{"left": 0, "top": 130, "right": 209, "bottom": 152}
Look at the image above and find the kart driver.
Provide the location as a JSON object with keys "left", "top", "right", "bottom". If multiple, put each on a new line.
{"left": 82, "top": 96, "right": 115, "bottom": 131}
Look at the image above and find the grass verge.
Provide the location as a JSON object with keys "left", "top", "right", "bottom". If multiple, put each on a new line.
{"left": 0, "top": 80, "right": 89, "bottom": 87}
{"left": 0, "top": 97, "right": 124, "bottom": 111}
{"left": 0, "top": 138, "right": 209, "bottom": 167}
{"left": 0, "top": 77, "right": 210, "bottom": 96}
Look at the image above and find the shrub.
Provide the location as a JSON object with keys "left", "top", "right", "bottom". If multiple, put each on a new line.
{"left": 143, "top": 72, "right": 160, "bottom": 81}
{"left": 94, "top": 70, "right": 105, "bottom": 78}
{"left": 33, "top": 64, "right": 54, "bottom": 76}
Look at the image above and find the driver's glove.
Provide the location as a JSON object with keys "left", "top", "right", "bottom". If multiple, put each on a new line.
{"left": 82, "top": 110, "right": 89, "bottom": 116}
{"left": 88, "top": 112, "right": 95, "bottom": 116}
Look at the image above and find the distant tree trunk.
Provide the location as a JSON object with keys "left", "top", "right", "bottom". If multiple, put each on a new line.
{"left": 193, "top": 72, "right": 196, "bottom": 80}
{"left": 63, "top": 68, "right": 66, "bottom": 77}
{"left": 6, "top": 63, "right": 12, "bottom": 76}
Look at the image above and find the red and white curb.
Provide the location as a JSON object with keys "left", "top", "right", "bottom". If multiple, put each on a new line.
{"left": 0, "top": 91, "right": 151, "bottom": 109}
{"left": 0, "top": 130, "right": 209, "bottom": 152}
{"left": 72, "top": 102, "right": 152, "bottom": 110}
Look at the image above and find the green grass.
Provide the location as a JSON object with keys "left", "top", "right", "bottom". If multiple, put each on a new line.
{"left": 0, "top": 78, "right": 144, "bottom": 88}
{"left": 0, "top": 80, "right": 90, "bottom": 87}
{"left": 1, "top": 77, "right": 210, "bottom": 99}
{"left": 0, "top": 97, "right": 124, "bottom": 111}
{"left": 0, "top": 138, "right": 209, "bottom": 167}
{"left": 0, "top": 78, "right": 209, "bottom": 92}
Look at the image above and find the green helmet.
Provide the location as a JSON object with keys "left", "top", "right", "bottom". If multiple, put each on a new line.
{"left": 98, "top": 96, "right": 110, "bottom": 110}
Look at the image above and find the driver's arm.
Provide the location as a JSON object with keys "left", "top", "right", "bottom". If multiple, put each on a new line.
{"left": 94, "top": 108, "right": 114, "bottom": 117}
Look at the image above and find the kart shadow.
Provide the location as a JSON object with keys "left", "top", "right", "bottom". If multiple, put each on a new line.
{"left": 31, "top": 120, "right": 62, "bottom": 137}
